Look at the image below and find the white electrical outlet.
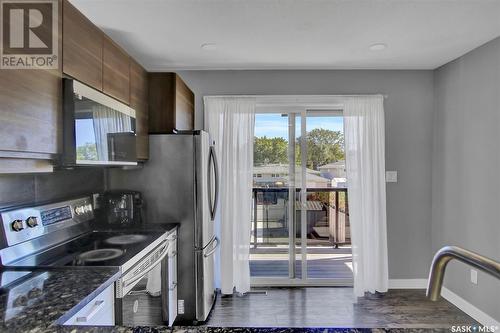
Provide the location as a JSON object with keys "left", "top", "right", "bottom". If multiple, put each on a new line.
{"left": 470, "top": 269, "right": 478, "bottom": 285}
{"left": 178, "top": 299, "right": 185, "bottom": 314}
{"left": 386, "top": 171, "right": 398, "bottom": 183}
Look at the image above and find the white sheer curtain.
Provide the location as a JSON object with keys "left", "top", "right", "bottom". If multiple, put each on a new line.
{"left": 204, "top": 96, "right": 256, "bottom": 295}
{"left": 343, "top": 95, "right": 389, "bottom": 297}
{"left": 92, "top": 105, "right": 132, "bottom": 160}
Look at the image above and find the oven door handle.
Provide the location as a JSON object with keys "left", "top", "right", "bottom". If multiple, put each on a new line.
{"left": 122, "top": 240, "right": 171, "bottom": 288}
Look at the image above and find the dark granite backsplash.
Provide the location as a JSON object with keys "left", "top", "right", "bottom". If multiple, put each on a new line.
{"left": 0, "top": 168, "right": 105, "bottom": 209}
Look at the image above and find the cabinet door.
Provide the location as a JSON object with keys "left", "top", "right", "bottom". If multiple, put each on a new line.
{"left": 63, "top": 284, "right": 114, "bottom": 326}
{"left": 63, "top": 0, "right": 102, "bottom": 90}
{"left": 130, "top": 60, "right": 149, "bottom": 160}
{"left": 175, "top": 75, "right": 194, "bottom": 131}
{"left": 0, "top": 69, "right": 61, "bottom": 156}
{"left": 148, "top": 73, "right": 175, "bottom": 134}
{"left": 0, "top": 1, "right": 62, "bottom": 157}
{"left": 148, "top": 73, "right": 194, "bottom": 134}
{"left": 103, "top": 37, "right": 130, "bottom": 104}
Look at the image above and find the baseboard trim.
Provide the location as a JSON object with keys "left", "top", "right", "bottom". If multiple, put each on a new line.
{"left": 387, "top": 279, "right": 498, "bottom": 326}
{"left": 388, "top": 278, "right": 427, "bottom": 289}
{"left": 441, "top": 287, "right": 500, "bottom": 327}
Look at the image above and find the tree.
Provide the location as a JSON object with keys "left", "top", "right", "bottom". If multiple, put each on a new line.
{"left": 299, "top": 128, "right": 344, "bottom": 170}
{"left": 254, "top": 136, "right": 288, "bottom": 165}
{"left": 76, "top": 142, "right": 98, "bottom": 161}
{"left": 254, "top": 129, "right": 344, "bottom": 170}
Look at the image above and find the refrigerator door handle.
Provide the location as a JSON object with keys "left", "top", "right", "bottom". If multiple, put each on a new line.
{"left": 203, "top": 236, "right": 219, "bottom": 258}
{"left": 196, "top": 235, "right": 216, "bottom": 251}
{"left": 208, "top": 146, "right": 219, "bottom": 221}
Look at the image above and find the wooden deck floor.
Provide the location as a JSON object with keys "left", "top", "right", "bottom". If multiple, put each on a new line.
{"left": 250, "top": 246, "right": 353, "bottom": 279}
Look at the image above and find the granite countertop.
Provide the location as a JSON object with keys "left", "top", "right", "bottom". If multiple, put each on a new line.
{"left": 50, "top": 326, "right": 453, "bottom": 333}
{"left": 0, "top": 266, "right": 120, "bottom": 333}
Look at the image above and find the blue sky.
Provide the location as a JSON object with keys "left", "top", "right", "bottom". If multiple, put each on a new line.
{"left": 255, "top": 114, "right": 343, "bottom": 139}
{"left": 75, "top": 119, "right": 97, "bottom": 147}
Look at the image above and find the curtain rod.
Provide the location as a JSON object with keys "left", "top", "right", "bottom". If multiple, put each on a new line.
{"left": 204, "top": 94, "right": 388, "bottom": 99}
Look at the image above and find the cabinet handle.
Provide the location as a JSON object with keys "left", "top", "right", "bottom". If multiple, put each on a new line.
{"left": 76, "top": 300, "right": 105, "bottom": 322}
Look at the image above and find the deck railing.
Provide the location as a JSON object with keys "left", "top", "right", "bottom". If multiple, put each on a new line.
{"left": 251, "top": 187, "right": 350, "bottom": 248}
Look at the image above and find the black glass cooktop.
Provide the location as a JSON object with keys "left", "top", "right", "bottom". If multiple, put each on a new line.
{"left": 8, "top": 230, "right": 165, "bottom": 268}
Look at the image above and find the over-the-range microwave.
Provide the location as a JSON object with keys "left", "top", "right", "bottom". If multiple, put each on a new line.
{"left": 61, "top": 78, "right": 137, "bottom": 167}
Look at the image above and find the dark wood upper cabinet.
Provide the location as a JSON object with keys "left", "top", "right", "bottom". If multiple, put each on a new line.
{"left": 63, "top": 0, "right": 130, "bottom": 105}
{"left": 0, "top": 64, "right": 62, "bottom": 158}
{"left": 130, "top": 61, "right": 148, "bottom": 106}
{"left": 175, "top": 76, "right": 195, "bottom": 131}
{"left": 103, "top": 37, "right": 130, "bottom": 104}
{"left": 0, "top": 0, "right": 63, "bottom": 160}
{"left": 62, "top": 0, "right": 103, "bottom": 90}
{"left": 130, "top": 60, "right": 149, "bottom": 160}
{"left": 149, "top": 73, "right": 194, "bottom": 134}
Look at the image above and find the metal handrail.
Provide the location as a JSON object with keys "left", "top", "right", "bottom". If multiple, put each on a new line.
{"left": 251, "top": 187, "right": 350, "bottom": 248}
{"left": 426, "top": 246, "right": 500, "bottom": 301}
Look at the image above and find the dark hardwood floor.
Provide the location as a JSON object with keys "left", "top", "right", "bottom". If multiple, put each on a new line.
{"left": 204, "top": 288, "right": 477, "bottom": 328}
{"left": 120, "top": 284, "right": 476, "bottom": 329}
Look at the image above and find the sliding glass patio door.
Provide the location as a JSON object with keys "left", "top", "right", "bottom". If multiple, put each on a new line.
{"left": 251, "top": 113, "right": 294, "bottom": 279}
{"left": 251, "top": 108, "right": 352, "bottom": 286}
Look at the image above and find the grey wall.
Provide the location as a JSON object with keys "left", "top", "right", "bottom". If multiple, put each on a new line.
{"left": 0, "top": 168, "right": 105, "bottom": 209}
{"left": 433, "top": 37, "right": 500, "bottom": 321}
{"left": 177, "top": 70, "right": 435, "bottom": 279}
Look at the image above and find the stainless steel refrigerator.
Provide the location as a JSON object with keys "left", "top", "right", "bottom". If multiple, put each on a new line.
{"left": 108, "top": 130, "right": 219, "bottom": 324}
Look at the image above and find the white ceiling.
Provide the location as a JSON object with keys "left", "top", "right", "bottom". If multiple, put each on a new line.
{"left": 70, "top": 0, "right": 500, "bottom": 71}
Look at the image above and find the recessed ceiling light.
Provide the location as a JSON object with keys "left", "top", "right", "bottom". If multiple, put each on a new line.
{"left": 201, "top": 43, "right": 217, "bottom": 51}
{"left": 369, "top": 43, "right": 387, "bottom": 51}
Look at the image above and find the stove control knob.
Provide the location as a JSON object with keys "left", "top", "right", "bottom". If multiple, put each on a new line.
{"left": 11, "top": 220, "right": 24, "bottom": 232}
{"left": 26, "top": 216, "right": 38, "bottom": 228}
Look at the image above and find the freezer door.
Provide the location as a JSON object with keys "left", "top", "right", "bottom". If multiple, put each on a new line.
{"left": 202, "top": 235, "right": 218, "bottom": 319}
